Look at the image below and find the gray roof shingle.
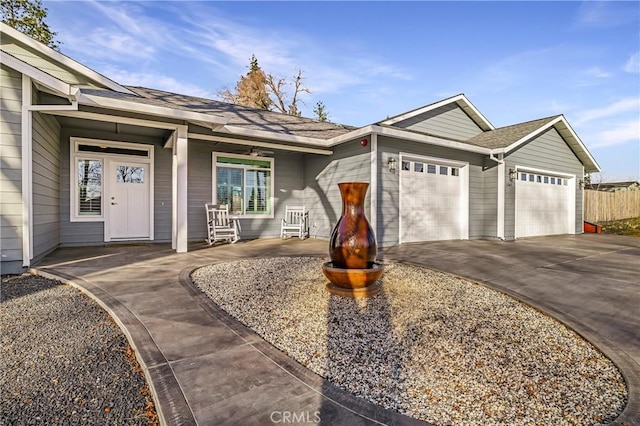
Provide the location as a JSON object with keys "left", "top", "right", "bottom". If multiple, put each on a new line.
{"left": 464, "top": 116, "right": 560, "bottom": 149}
{"left": 80, "top": 85, "right": 565, "bottom": 150}
{"left": 80, "top": 86, "right": 356, "bottom": 140}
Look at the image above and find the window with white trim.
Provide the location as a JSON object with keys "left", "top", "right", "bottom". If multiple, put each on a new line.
{"left": 76, "top": 158, "right": 103, "bottom": 217}
{"left": 213, "top": 154, "right": 274, "bottom": 217}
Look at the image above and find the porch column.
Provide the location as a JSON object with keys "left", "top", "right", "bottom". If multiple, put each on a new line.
{"left": 21, "top": 75, "right": 33, "bottom": 267}
{"left": 497, "top": 153, "right": 505, "bottom": 240}
{"left": 369, "top": 133, "right": 378, "bottom": 239}
{"left": 174, "top": 125, "right": 188, "bottom": 252}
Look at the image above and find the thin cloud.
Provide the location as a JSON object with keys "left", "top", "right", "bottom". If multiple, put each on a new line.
{"left": 57, "top": 1, "right": 172, "bottom": 62}
{"left": 583, "top": 66, "right": 611, "bottom": 79}
{"left": 572, "top": 66, "right": 614, "bottom": 88}
{"left": 104, "top": 68, "right": 214, "bottom": 99}
{"left": 624, "top": 52, "right": 640, "bottom": 73}
{"left": 54, "top": 1, "right": 412, "bottom": 100}
{"left": 589, "top": 119, "right": 640, "bottom": 149}
{"left": 474, "top": 47, "right": 565, "bottom": 93}
{"left": 574, "top": 2, "right": 639, "bottom": 28}
{"left": 574, "top": 98, "right": 640, "bottom": 124}
{"left": 170, "top": 3, "right": 412, "bottom": 95}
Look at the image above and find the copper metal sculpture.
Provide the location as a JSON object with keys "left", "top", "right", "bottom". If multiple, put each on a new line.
{"left": 322, "top": 182, "right": 384, "bottom": 298}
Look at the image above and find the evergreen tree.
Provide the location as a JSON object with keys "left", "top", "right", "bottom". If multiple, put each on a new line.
{"left": 219, "top": 54, "right": 271, "bottom": 110}
{"left": 313, "top": 100, "right": 329, "bottom": 122}
{"left": 219, "top": 55, "right": 315, "bottom": 118}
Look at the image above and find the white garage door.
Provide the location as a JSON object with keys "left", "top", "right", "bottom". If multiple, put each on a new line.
{"left": 515, "top": 171, "right": 573, "bottom": 238}
{"left": 400, "top": 156, "right": 467, "bottom": 243}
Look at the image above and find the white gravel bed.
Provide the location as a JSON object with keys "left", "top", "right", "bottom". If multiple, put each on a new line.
{"left": 1, "top": 274, "right": 158, "bottom": 425}
{"left": 191, "top": 257, "right": 627, "bottom": 426}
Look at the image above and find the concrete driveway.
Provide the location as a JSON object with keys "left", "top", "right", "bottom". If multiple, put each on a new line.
{"left": 33, "top": 234, "right": 639, "bottom": 425}
{"left": 383, "top": 234, "right": 640, "bottom": 425}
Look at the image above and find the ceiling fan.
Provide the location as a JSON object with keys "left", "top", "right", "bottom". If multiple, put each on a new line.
{"left": 246, "top": 147, "right": 274, "bottom": 157}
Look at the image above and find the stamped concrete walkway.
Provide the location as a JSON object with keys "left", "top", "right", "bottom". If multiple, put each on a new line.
{"left": 33, "top": 234, "right": 639, "bottom": 425}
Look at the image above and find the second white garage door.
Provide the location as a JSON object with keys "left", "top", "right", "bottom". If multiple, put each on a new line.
{"left": 515, "top": 170, "right": 574, "bottom": 238}
{"left": 399, "top": 155, "right": 468, "bottom": 243}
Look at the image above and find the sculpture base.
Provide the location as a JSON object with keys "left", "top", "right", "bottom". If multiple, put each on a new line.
{"left": 326, "top": 281, "right": 381, "bottom": 298}
{"left": 322, "top": 261, "right": 384, "bottom": 298}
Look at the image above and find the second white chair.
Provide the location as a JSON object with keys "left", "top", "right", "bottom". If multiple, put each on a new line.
{"left": 280, "top": 205, "right": 309, "bottom": 240}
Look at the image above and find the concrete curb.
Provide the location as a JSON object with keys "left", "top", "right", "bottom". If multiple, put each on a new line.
{"left": 30, "top": 267, "right": 197, "bottom": 426}
{"left": 179, "top": 264, "right": 429, "bottom": 426}
{"left": 383, "top": 259, "right": 639, "bottom": 426}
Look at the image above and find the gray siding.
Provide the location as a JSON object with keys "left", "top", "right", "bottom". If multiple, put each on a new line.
{"left": 188, "top": 141, "right": 307, "bottom": 241}
{"left": 303, "top": 140, "right": 371, "bottom": 240}
{"left": 482, "top": 162, "right": 498, "bottom": 238}
{"left": 59, "top": 128, "right": 170, "bottom": 246}
{"left": 32, "top": 109, "right": 61, "bottom": 262}
{"left": 0, "top": 65, "right": 23, "bottom": 273}
{"left": 504, "top": 128, "right": 584, "bottom": 239}
{"left": 153, "top": 141, "right": 173, "bottom": 242}
{"left": 393, "top": 103, "right": 484, "bottom": 140}
{"left": 377, "top": 136, "right": 488, "bottom": 247}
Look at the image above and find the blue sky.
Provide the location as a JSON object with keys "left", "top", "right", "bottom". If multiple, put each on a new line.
{"left": 44, "top": 1, "right": 639, "bottom": 181}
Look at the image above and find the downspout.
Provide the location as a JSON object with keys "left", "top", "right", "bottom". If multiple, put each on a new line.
{"left": 21, "top": 77, "right": 79, "bottom": 268}
{"left": 489, "top": 152, "right": 506, "bottom": 240}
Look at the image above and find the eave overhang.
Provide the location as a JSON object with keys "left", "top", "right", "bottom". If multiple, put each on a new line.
{"left": 379, "top": 94, "right": 495, "bottom": 131}
{"left": 1, "top": 22, "right": 134, "bottom": 94}
{"left": 492, "top": 115, "right": 601, "bottom": 173}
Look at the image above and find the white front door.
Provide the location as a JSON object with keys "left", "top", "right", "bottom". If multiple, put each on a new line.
{"left": 107, "top": 161, "right": 151, "bottom": 240}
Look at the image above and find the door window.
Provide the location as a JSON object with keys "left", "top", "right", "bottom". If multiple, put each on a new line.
{"left": 115, "top": 166, "right": 145, "bottom": 184}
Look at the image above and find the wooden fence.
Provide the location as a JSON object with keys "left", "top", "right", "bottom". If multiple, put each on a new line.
{"left": 584, "top": 190, "right": 640, "bottom": 222}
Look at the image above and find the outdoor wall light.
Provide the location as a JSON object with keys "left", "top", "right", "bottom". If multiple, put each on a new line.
{"left": 388, "top": 158, "right": 398, "bottom": 173}
{"left": 579, "top": 179, "right": 585, "bottom": 190}
{"left": 508, "top": 168, "right": 517, "bottom": 182}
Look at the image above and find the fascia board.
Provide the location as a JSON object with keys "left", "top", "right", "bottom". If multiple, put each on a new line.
{"left": 44, "top": 109, "right": 182, "bottom": 130}
{"left": 556, "top": 116, "right": 601, "bottom": 173}
{"left": 187, "top": 132, "right": 333, "bottom": 155}
{"left": 380, "top": 95, "right": 467, "bottom": 125}
{"left": 217, "top": 125, "right": 333, "bottom": 147}
{"left": 1, "top": 51, "right": 71, "bottom": 96}
{"left": 502, "top": 117, "right": 563, "bottom": 154}
{"left": 379, "top": 94, "right": 495, "bottom": 131}
{"left": 502, "top": 116, "right": 601, "bottom": 173}
{"left": 459, "top": 97, "right": 495, "bottom": 131}
{"left": 325, "top": 125, "right": 376, "bottom": 146}
{"left": 78, "top": 93, "right": 228, "bottom": 128}
{"left": 1, "top": 22, "right": 134, "bottom": 95}
{"left": 367, "top": 125, "right": 492, "bottom": 155}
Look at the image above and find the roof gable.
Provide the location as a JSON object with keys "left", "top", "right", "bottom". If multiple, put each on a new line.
{"left": 466, "top": 115, "right": 600, "bottom": 173}
{"left": 379, "top": 94, "right": 494, "bottom": 131}
{"left": 0, "top": 22, "right": 132, "bottom": 94}
{"left": 465, "top": 116, "right": 559, "bottom": 149}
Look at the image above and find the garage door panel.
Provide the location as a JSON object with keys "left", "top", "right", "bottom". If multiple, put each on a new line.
{"left": 516, "top": 172, "right": 571, "bottom": 238}
{"left": 400, "top": 158, "right": 466, "bottom": 243}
